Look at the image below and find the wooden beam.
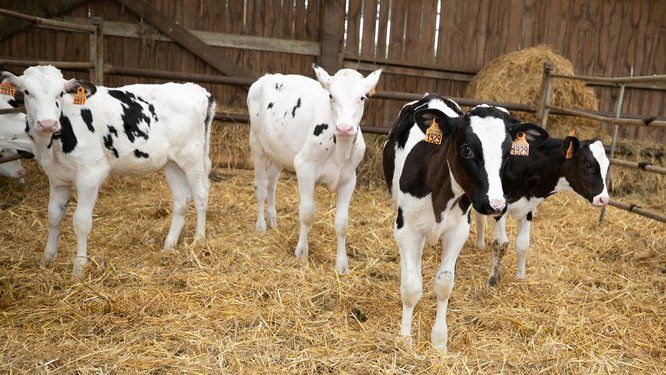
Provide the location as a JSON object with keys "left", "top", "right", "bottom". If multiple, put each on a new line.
{"left": 0, "top": 0, "right": 89, "bottom": 40}
{"left": 61, "top": 17, "right": 320, "bottom": 56}
{"left": 343, "top": 61, "right": 472, "bottom": 82}
{"left": 318, "top": 0, "right": 345, "bottom": 72}
{"left": 112, "top": 0, "right": 256, "bottom": 79}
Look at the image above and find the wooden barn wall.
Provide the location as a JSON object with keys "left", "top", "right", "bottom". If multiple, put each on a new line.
{"left": 0, "top": 0, "right": 664, "bottom": 142}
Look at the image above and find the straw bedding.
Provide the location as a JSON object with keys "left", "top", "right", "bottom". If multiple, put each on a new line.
{"left": 0, "top": 123, "right": 664, "bottom": 373}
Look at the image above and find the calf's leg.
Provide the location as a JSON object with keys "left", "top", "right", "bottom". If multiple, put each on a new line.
{"left": 514, "top": 213, "right": 532, "bottom": 279}
{"left": 333, "top": 175, "right": 356, "bottom": 274}
{"left": 182, "top": 165, "right": 209, "bottom": 243}
{"left": 265, "top": 161, "right": 281, "bottom": 228}
{"left": 475, "top": 211, "right": 487, "bottom": 249}
{"left": 250, "top": 133, "right": 269, "bottom": 232}
{"left": 163, "top": 162, "right": 191, "bottom": 250}
{"left": 72, "top": 173, "right": 105, "bottom": 276}
{"left": 294, "top": 160, "right": 316, "bottom": 261}
{"left": 432, "top": 214, "right": 470, "bottom": 351}
{"left": 396, "top": 224, "right": 425, "bottom": 344}
{"left": 488, "top": 214, "right": 509, "bottom": 286}
{"left": 43, "top": 184, "right": 71, "bottom": 263}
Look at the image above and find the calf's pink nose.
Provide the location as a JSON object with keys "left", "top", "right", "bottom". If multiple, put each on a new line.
{"left": 16, "top": 169, "right": 26, "bottom": 178}
{"left": 37, "top": 119, "right": 58, "bottom": 131}
{"left": 490, "top": 198, "right": 506, "bottom": 211}
{"left": 595, "top": 196, "right": 610, "bottom": 206}
{"left": 335, "top": 124, "right": 354, "bottom": 135}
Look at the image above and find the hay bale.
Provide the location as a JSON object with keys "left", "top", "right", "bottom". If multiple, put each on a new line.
{"left": 463, "top": 45, "right": 599, "bottom": 138}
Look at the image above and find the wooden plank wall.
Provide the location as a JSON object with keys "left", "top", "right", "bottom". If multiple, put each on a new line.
{"left": 0, "top": 0, "right": 664, "bottom": 141}
{"left": 344, "top": 0, "right": 666, "bottom": 142}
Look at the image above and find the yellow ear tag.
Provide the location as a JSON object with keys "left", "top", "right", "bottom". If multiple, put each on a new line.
{"left": 0, "top": 81, "right": 14, "bottom": 96}
{"left": 368, "top": 88, "right": 376, "bottom": 97}
{"left": 510, "top": 131, "right": 529, "bottom": 156}
{"left": 425, "top": 118, "right": 442, "bottom": 145}
{"left": 565, "top": 130, "right": 575, "bottom": 159}
{"left": 73, "top": 86, "right": 86, "bottom": 105}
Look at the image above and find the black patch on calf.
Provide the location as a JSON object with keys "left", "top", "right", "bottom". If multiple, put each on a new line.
{"left": 313, "top": 123, "right": 328, "bottom": 136}
{"left": 396, "top": 207, "right": 404, "bottom": 229}
{"left": 7, "top": 99, "right": 17, "bottom": 108}
{"left": 457, "top": 195, "right": 471, "bottom": 212}
{"left": 526, "top": 212, "right": 533, "bottom": 221}
{"left": 292, "top": 98, "right": 302, "bottom": 118}
{"left": 134, "top": 149, "right": 149, "bottom": 158}
{"left": 80, "top": 108, "right": 94, "bottom": 132}
{"left": 107, "top": 125, "right": 118, "bottom": 137}
{"left": 51, "top": 115, "right": 77, "bottom": 153}
{"left": 67, "top": 79, "right": 97, "bottom": 98}
{"left": 267, "top": 102, "right": 274, "bottom": 109}
{"left": 103, "top": 134, "right": 119, "bottom": 158}
{"left": 204, "top": 94, "right": 215, "bottom": 133}
{"left": 107, "top": 90, "right": 152, "bottom": 143}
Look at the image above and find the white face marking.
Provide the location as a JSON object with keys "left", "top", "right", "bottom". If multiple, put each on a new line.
{"left": 469, "top": 115, "right": 507, "bottom": 205}
{"left": 473, "top": 104, "right": 509, "bottom": 114}
{"left": 427, "top": 98, "right": 461, "bottom": 118}
{"left": 15, "top": 66, "right": 67, "bottom": 127}
{"left": 589, "top": 140, "right": 610, "bottom": 205}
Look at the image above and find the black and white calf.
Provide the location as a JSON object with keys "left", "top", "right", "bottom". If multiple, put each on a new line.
{"left": 247, "top": 65, "right": 381, "bottom": 274}
{"left": 476, "top": 129, "right": 610, "bottom": 286}
{"left": 0, "top": 85, "right": 32, "bottom": 182}
{"left": 2, "top": 65, "right": 215, "bottom": 275}
{"left": 383, "top": 94, "right": 547, "bottom": 350}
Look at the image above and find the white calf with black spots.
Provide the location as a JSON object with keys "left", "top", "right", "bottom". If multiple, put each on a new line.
{"left": 2, "top": 65, "right": 215, "bottom": 275}
{"left": 247, "top": 64, "right": 381, "bottom": 274}
{"left": 382, "top": 94, "right": 547, "bottom": 350}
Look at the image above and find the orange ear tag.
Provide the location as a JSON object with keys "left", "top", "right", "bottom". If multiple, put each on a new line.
{"left": 368, "top": 88, "right": 376, "bottom": 97}
{"left": 510, "top": 131, "right": 529, "bottom": 156}
{"left": 424, "top": 118, "right": 442, "bottom": 145}
{"left": 72, "top": 86, "right": 86, "bottom": 105}
{"left": 565, "top": 130, "right": 575, "bottom": 159}
{"left": 0, "top": 81, "right": 14, "bottom": 96}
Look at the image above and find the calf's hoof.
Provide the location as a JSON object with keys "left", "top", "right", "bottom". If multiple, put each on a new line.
{"left": 431, "top": 333, "right": 448, "bottom": 352}
{"left": 475, "top": 241, "right": 486, "bottom": 250}
{"left": 335, "top": 261, "right": 349, "bottom": 275}
{"left": 72, "top": 257, "right": 88, "bottom": 276}
{"left": 487, "top": 273, "right": 500, "bottom": 287}
{"left": 294, "top": 244, "right": 308, "bottom": 261}
{"left": 255, "top": 220, "right": 267, "bottom": 232}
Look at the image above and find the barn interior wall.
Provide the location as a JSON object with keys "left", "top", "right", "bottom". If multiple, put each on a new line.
{"left": 0, "top": 0, "right": 663, "bottom": 142}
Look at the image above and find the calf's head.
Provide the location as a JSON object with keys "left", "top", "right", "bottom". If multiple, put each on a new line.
{"left": 415, "top": 104, "right": 548, "bottom": 215}
{"left": 313, "top": 64, "right": 381, "bottom": 138}
{"left": 2, "top": 66, "right": 87, "bottom": 134}
{"left": 563, "top": 137, "right": 610, "bottom": 207}
{"left": 0, "top": 149, "right": 26, "bottom": 180}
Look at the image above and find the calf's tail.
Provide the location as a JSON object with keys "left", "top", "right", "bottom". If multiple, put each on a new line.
{"left": 203, "top": 93, "right": 216, "bottom": 176}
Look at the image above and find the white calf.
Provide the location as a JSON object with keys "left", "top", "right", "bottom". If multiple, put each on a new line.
{"left": 0, "top": 85, "right": 32, "bottom": 182}
{"left": 247, "top": 65, "right": 381, "bottom": 274}
{"left": 2, "top": 65, "right": 215, "bottom": 275}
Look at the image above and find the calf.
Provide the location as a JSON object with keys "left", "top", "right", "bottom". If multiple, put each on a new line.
{"left": 383, "top": 95, "right": 547, "bottom": 350}
{"left": 2, "top": 65, "right": 215, "bottom": 275}
{"left": 0, "top": 85, "right": 32, "bottom": 182}
{"left": 247, "top": 65, "right": 381, "bottom": 274}
{"left": 476, "top": 131, "right": 610, "bottom": 286}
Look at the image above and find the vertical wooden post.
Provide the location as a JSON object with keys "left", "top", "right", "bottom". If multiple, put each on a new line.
{"left": 90, "top": 17, "right": 104, "bottom": 85}
{"left": 599, "top": 84, "right": 625, "bottom": 225}
{"left": 88, "top": 21, "right": 97, "bottom": 84}
{"left": 536, "top": 62, "right": 554, "bottom": 129}
{"left": 318, "top": 0, "right": 345, "bottom": 73}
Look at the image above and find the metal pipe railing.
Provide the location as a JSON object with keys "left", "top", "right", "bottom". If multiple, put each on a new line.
{"left": 0, "top": 8, "right": 96, "bottom": 33}
{"left": 609, "top": 158, "right": 666, "bottom": 175}
{"left": 551, "top": 73, "right": 666, "bottom": 85}
{"left": 0, "top": 57, "right": 94, "bottom": 70}
{"left": 608, "top": 201, "right": 666, "bottom": 223}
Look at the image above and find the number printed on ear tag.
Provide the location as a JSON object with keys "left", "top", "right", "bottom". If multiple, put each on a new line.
{"left": 425, "top": 118, "right": 442, "bottom": 145}
{"left": 73, "top": 86, "right": 86, "bottom": 105}
{"left": 0, "top": 81, "right": 14, "bottom": 97}
{"left": 510, "top": 131, "right": 529, "bottom": 156}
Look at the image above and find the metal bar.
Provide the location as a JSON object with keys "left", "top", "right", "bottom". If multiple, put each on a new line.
{"left": 0, "top": 57, "right": 94, "bottom": 69}
{"left": 0, "top": 8, "right": 96, "bottom": 33}
{"left": 0, "top": 152, "right": 33, "bottom": 165}
{"left": 106, "top": 65, "right": 255, "bottom": 86}
{"left": 0, "top": 107, "right": 24, "bottom": 115}
{"left": 609, "top": 158, "right": 666, "bottom": 175}
{"left": 552, "top": 73, "right": 666, "bottom": 85}
{"left": 213, "top": 112, "right": 390, "bottom": 135}
{"left": 599, "top": 84, "right": 626, "bottom": 224}
{"left": 546, "top": 104, "right": 666, "bottom": 129}
{"left": 608, "top": 201, "right": 666, "bottom": 223}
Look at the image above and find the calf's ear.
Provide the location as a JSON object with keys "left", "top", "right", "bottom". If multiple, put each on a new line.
{"left": 64, "top": 79, "right": 96, "bottom": 97}
{"left": 363, "top": 69, "right": 382, "bottom": 96}
{"left": 312, "top": 64, "right": 332, "bottom": 91}
{"left": 413, "top": 108, "right": 458, "bottom": 138}
{"left": 507, "top": 122, "right": 549, "bottom": 144}
{"left": 1, "top": 71, "right": 24, "bottom": 91}
{"left": 562, "top": 136, "right": 580, "bottom": 159}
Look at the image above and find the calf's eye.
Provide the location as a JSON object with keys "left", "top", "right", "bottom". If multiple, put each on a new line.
{"left": 584, "top": 161, "right": 594, "bottom": 172}
{"left": 60, "top": 92, "right": 64, "bottom": 97}
{"left": 460, "top": 144, "right": 474, "bottom": 159}
{"left": 24, "top": 90, "right": 30, "bottom": 96}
